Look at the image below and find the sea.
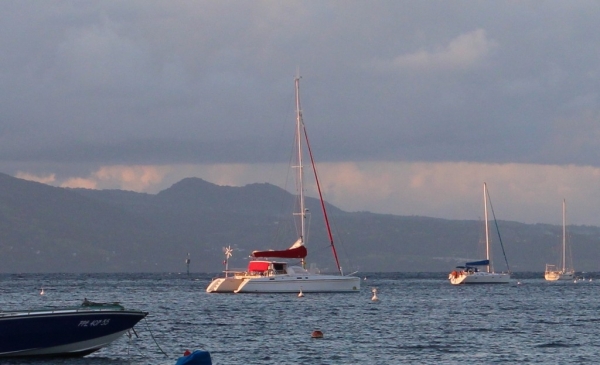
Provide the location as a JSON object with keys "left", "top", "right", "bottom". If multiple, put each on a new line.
{"left": 0, "top": 272, "right": 599, "bottom": 365}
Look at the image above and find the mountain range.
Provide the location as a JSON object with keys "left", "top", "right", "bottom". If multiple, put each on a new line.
{"left": 0, "top": 172, "right": 597, "bottom": 273}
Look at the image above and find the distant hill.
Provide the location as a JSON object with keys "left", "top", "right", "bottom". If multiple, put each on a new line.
{"left": 0, "top": 172, "right": 598, "bottom": 273}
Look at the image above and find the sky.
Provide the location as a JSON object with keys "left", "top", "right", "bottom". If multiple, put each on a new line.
{"left": 2, "top": 1, "right": 600, "bottom": 225}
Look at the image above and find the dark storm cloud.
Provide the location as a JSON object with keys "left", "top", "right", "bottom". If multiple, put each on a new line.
{"left": 1, "top": 1, "right": 600, "bottom": 173}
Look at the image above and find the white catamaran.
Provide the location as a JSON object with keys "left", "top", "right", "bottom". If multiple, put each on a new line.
{"left": 448, "top": 182, "right": 511, "bottom": 285}
{"left": 206, "top": 76, "right": 360, "bottom": 293}
{"left": 544, "top": 199, "right": 575, "bottom": 281}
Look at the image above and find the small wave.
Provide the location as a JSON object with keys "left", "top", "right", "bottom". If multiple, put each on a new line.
{"left": 535, "top": 341, "right": 579, "bottom": 348}
{"left": 535, "top": 319, "right": 560, "bottom": 325}
{"left": 467, "top": 327, "right": 493, "bottom": 332}
{"left": 396, "top": 343, "right": 457, "bottom": 353}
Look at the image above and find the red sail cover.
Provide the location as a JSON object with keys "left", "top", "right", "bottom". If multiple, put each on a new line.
{"left": 248, "top": 261, "right": 270, "bottom": 272}
{"left": 251, "top": 245, "right": 307, "bottom": 259}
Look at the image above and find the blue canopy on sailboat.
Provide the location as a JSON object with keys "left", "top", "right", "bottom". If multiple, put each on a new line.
{"left": 465, "top": 260, "right": 489, "bottom": 266}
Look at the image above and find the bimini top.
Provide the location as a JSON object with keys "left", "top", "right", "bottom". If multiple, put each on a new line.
{"left": 465, "top": 259, "right": 489, "bottom": 266}
{"left": 251, "top": 238, "right": 307, "bottom": 259}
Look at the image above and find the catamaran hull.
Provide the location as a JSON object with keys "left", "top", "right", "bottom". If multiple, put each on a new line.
{"left": 0, "top": 309, "right": 147, "bottom": 357}
{"left": 206, "top": 277, "right": 245, "bottom": 293}
{"left": 449, "top": 272, "right": 510, "bottom": 285}
{"left": 544, "top": 271, "right": 574, "bottom": 281}
{"left": 207, "top": 274, "right": 361, "bottom": 293}
{"left": 234, "top": 275, "right": 361, "bottom": 293}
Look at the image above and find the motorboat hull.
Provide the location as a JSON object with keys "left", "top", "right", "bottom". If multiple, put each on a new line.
{"left": 0, "top": 306, "right": 147, "bottom": 357}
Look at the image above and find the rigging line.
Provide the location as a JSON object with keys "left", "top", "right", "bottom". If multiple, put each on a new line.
{"left": 329, "top": 216, "right": 358, "bottom": 274}
{"left": 126, "top": 329, "right": 153, "bottom": 360}
{"left": 143, "top": 317, "right": 169, "bottom": 357}
{"left": 286, "top": 133, "right": 301, "bottom": 242}
{"left": 485, "top": 188, "right": 511, "bottom": 273}
{"left": 270, "top": 130, "right": 299, "bottom": 248}
{"left": 301, "top": 122, "right": 342, "bottom": 275}
{"left": 271, "top": 86, "right": 303, "bottom": 247}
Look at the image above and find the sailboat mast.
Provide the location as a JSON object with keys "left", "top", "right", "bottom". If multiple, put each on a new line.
{"left": 484, "top": 182, "right": 490, "bottom": 273}
{"left": 562, "top": 199, "right": 566, "bottom": 273}
{"left": 295, "top": 76, "right": 343, "bottom": 275}
{"left": 295, "top": 76, "right": 306, "bottom": 268}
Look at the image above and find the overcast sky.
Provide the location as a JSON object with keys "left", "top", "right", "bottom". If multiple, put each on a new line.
{"left": 2, "top": 1, "right": 600, "bottom": 225}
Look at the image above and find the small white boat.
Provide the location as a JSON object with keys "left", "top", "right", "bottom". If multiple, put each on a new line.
{"left": 207, "top": 76, "right": 360, "bottom": 294}
{"left": 449, "top": 183, "right": 510, "bottom": 285}
{"left": 545, "top": 199, "right": 575, "bottom": 281}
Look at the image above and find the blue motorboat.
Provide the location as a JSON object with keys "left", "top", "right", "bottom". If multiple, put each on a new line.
{"left": 0, "top": 299, "right": 147, "bottom": 357}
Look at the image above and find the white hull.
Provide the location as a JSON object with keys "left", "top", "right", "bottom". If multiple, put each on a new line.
{"left": 235, "top": 274, "right": 360, "bottom": 293}
{"left": 449, "top": 271, "right": 510, "bottom": 285}
{"left": 207, "top": 273, "right": 360, "bottom": 293}
{"left": 206, "top": 277, "right": 245, "bottom": 293}
{"left": 544, "top": 270, "right": 574, "bottom": 281}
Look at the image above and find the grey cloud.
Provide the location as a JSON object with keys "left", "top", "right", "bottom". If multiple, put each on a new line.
{"left": 1, "top": 1, "right": 600, "bottom": 176}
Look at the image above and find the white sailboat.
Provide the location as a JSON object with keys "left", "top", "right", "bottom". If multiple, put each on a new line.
{"left": 207, "top": 76, "right": 360, "bottom": 293}
{"left": 545, "top": 199, "right": 575, "bottom": 281}
{"left": 448, "top": 183, "right": 511, "bottom": 285}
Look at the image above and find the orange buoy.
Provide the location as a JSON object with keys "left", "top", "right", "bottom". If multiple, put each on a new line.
{"left": 311, "top": 330, "right": 323, "bottom": 338}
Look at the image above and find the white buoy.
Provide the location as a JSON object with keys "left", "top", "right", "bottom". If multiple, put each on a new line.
{"left": 40, "top": 288, "right": 45, "bottom": 295}
{"left": 371, "top": 288, "right": 378, "bottom": 301}
{"left": 298, "top": 288, "right": 304, "bottom": 297}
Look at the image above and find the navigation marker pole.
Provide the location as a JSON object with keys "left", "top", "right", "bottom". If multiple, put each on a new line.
{"left": 185, "top": 253, "right": 191, "bottom": 275}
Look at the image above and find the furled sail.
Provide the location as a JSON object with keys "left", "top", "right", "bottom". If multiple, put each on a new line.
{"left": 465, "top": 259, "right": 489, "bottom": 266}
{"left": 251, "top": 238, "right": 308, "bottom": 259}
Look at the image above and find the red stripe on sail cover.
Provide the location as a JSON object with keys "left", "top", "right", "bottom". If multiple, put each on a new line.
{"left": 251, "top": 245, "right": 308, "bottom": 259}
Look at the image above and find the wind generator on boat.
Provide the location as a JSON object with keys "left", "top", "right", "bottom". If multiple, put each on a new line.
{"left": 206, "top": 76, "right": 360, "bottom": 293}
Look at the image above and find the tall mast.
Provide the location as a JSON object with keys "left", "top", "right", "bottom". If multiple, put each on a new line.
{"left": 484, "top": 182, "right": 490, "bottom": 273}
{"left": 562, "top": 199, "right": 566, "bottom": 272}
{"left": 294, "top": 76, "right": 306, "bottom": 268}
{"left": 296, "top": 76, "right": 343, "bottom": 275}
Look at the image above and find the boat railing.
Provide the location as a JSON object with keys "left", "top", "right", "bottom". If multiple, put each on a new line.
{"left": 0, "top": 305, "right": 125, "bottom": 318}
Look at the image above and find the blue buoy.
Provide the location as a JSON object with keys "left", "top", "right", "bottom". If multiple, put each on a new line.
{"left": 175, "top": 350, "right": 212, "bottom": 365}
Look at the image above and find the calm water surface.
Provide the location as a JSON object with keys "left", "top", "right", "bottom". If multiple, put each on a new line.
{"left": 1, "top": 272, "right": 599, "bottom": 364}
